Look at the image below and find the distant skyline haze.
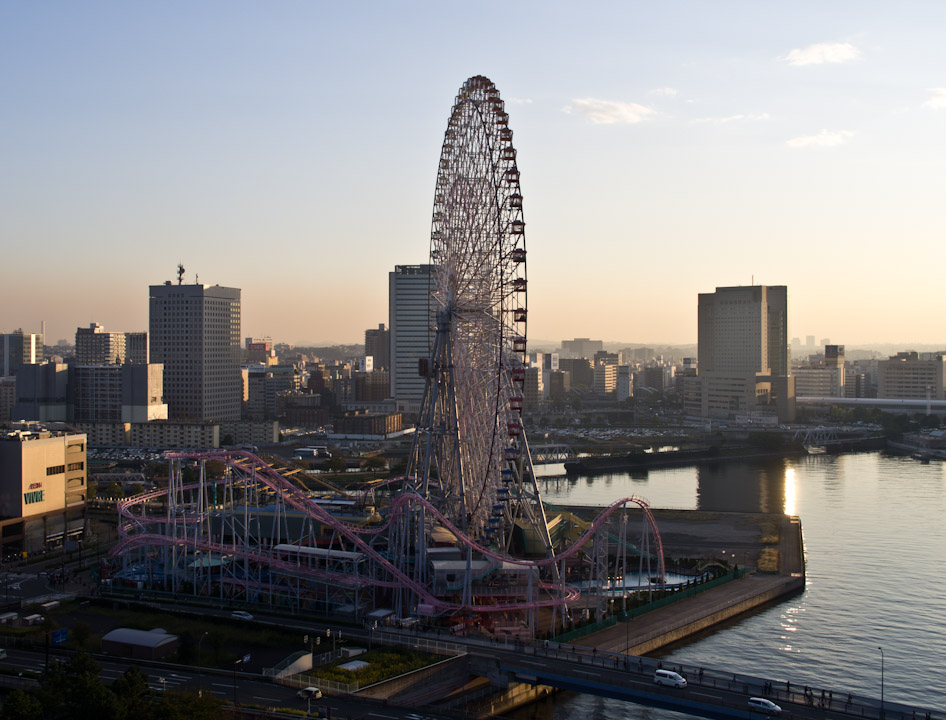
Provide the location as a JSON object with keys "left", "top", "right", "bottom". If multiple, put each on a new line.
{"left": 2, "top": 2, "right": 945, "bottom": 347}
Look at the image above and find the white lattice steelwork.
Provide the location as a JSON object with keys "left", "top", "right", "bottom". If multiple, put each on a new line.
{"left": 405, "top": 75, "right": 553, "bottom": 564}
{"left": 107, "top": 76, "right": 669, "bottom": 638}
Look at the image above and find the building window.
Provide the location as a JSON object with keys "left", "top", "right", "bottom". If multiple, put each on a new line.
{"left": 67, "top": 462, "right": 84, "bottom": 472}
{"left": 46, "top": 465, "right": 65, "bottom": 476}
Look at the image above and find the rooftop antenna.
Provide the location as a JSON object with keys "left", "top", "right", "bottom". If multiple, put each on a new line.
{"left": 177, "top": 263, "right": 185, "bottom": 285}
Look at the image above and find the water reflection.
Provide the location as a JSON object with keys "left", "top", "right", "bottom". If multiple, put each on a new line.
{"left": 784, "top": 467, "right": 796, "bottom": 516}
{"left": 695, "top": 458, "right": 788, "bottom": 513}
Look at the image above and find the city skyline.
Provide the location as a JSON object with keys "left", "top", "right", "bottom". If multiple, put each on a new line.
{"left": 3, "top": 3, "right": 946, "bottom": 346}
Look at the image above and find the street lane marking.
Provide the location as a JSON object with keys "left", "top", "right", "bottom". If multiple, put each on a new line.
{"left": 367, "top": 715, "right": 398, "bottom": 719}
{"left": 253, "top": 697, "right": 282, "bottom": 702}
{"left": 212, "top": 682, "right": 235, "bottom": 688}
{"left": 691, "top": 692, "right": 720, "bottom": 700}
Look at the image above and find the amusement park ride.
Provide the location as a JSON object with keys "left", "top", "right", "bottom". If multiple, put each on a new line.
{"left": 110, "top": 76, "right": 666, "bottom": 638}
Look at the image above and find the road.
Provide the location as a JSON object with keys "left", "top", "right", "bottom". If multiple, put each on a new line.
{"left": 0, "top": 647, "right": 466, "bottom": 720}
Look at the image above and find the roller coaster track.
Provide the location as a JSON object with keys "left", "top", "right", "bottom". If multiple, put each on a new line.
{"left": 111, "top": 451, "right": 665, "bottom": 614}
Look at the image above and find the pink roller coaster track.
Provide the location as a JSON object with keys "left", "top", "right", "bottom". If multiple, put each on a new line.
{"left": 112, "top": 452, "right": 666, "bottom": 614}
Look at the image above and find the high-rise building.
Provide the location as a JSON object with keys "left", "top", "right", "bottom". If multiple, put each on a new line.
{"left": 698, "top": 285, "right": 789, "bottom": 376}
{"left": 1, "top": 330, "right": 44, "bottom": 376}
{"left": 696, "top": 285, "right": 794, "bottom": 421}
{"left": 75, "top": 323, "right": 149, "bottom": 365}
{"left": 389, "top": 265, "right": 434, "bottom": 413}
{"left": 878, "top": 352, "right": 946, "bottom": 401}
{"left": 71, "top": 364, "right": 167, "bottom": 423}
{"left": 560, "top": 338, "right": 603, "bottom": 360}
{"left": 149, "top": 282, "right": 242, "bottom": 421}
{"left": 365, "top": 323, "right": 391, "bottom": 371}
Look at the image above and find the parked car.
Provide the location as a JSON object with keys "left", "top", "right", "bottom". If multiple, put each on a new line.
{"left": 748, "top": 697, "right": 782, "bottom": 715}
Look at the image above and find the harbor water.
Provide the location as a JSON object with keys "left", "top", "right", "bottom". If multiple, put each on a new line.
{"left": 518, "top": 451, "right": 946, "bottom": 717}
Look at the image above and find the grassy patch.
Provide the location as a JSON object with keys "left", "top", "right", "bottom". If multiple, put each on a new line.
{"left": 313, "top": 648, "right": 440, "bottom": 686}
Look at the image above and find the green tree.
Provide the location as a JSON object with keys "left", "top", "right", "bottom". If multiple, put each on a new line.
{"left": 327, "top": 457, "right": 347, "bottom": 473}
{"left": 1, "top": 689, "right": 44, "bottom": 720}
{"left": 40, "top": 652, "right": 121, "bottom": 720}
{"left": 129, "top": 483, "right": 145, "bottom": 497}
{"left": 157, "top": 690, "right": 225, "bottom": 720}
{"left": 111, "top": 665, "right": 152, "bottom": 719}
{"left": 72, "top": 619, "right": 92, "bottom": 649}
{"left": 87, "top": 482, "right": 98, "bottom": 500}
{"left": 220, "top": 434, "right": 234, "bottom": 446}
{"left": 105, "top": 482, "right": 124, "bottom": 499}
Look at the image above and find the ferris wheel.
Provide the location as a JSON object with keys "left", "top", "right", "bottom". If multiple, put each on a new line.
{"left": 406, "top": 76, "right": 555, "bottom": 559}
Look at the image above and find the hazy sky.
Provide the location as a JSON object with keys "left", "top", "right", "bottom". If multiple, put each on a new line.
{"left": 3, "top": 2, "right": 945, "bottom": 347}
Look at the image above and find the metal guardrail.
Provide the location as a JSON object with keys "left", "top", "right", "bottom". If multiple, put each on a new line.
{"left": 552, "top": 569, "right": 743, "bottom": 643}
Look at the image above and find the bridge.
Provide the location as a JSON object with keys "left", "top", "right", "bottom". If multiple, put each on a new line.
{"left": 366, "top": 629, "right": 941, "bottom": 720}
{"left": 530, "top": 444, "right": 575, "bottom": 464}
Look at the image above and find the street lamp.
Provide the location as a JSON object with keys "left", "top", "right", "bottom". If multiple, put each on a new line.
{"left": 878, "top": 646, "right": 884, "bottom": 719}
{"left": 369, "top": 620, "right": 379, "bottom": 651}
{"left": 197, "top": 631, "right": 208, "bottom": 676}
{"left": 232, "top": 657, "right": 243, "bottom": 707}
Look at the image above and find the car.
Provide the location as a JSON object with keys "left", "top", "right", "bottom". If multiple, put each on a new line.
{"left": 653, "top": 669, "right": 687, "bottom": 688}
{"left": 748, "top": 697, "right": 782, "bottom": 715}
{"left": 230, "top": 610, "right": 254, "bottom": 620}
{"left": 297, "top": 687, "right": 323, "bottom": 699}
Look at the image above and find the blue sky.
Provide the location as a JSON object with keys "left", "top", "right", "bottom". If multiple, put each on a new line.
{"left": 2, "top": 2, "right": 945, "bottom": 346}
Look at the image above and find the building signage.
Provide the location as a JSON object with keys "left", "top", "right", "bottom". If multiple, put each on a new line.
{"left": 23, "top": 490, "right": 44, "bottom": 505}
{"left": 28, "top": 482, "right": 42, "bottom": 490}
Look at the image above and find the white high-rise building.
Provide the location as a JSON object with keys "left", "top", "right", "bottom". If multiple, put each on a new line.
{"left": 389, "top": 265, "right": 434, "bottom": 413}
{"left": 149, "top": 282, "right": 241, "bottom": 422}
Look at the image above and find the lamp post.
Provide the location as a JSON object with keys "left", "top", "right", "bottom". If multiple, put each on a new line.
{"left": 878, "top": 646, "right": 885, "bottom": 719}
{"left": 232, "top": 657, "right": 242, "bottom": 707}
{"left": 197, "top": 631, "right": 208, "bottom": 677}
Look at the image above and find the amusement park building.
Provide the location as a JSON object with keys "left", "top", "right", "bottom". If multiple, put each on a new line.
{"left": 0, "top": 423, "right": 87, "bottom": 555}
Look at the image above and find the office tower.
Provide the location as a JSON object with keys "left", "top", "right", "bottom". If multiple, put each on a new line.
{"left": 698, "top": 285, "right": 789, "bottom": 375}
{"left": 76, "top": 324, "right": 149, "bottom": 365}
{"left": 696, "top": 285, "right": 794, "bottom": 421}
{"left": 560, "top": 338, "right": 603, "bottom": 360}
{"left": 149, "top": 281, "right": 241, "bottom": 421}
{"left": 1, "top": 330, "right": 44, "bottom": 376}
{"left": 11, "top": 362, "right": 69, "bottom": 421}
{"left": 389, "top": 265, "right": 434, "bottom": 413}
{"left": 878, "top": 352, "right": 946, "bottom": 401}
{"left": 71, "top": 364, "right": 167, "bottom": 423}
{"left": 364, "top": 323, "right": 391, "bottom": 370}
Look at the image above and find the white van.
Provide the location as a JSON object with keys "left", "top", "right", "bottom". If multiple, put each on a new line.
{"left": 748, "top": 698, "right": 782, "bottom": 715}
{"left": 653, "top": 669, "right": 687, "bottom": 688}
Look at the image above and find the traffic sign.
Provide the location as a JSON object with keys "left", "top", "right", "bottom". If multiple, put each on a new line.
{"left": 52, "top": 629, "right": 68, "bottom": 646}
